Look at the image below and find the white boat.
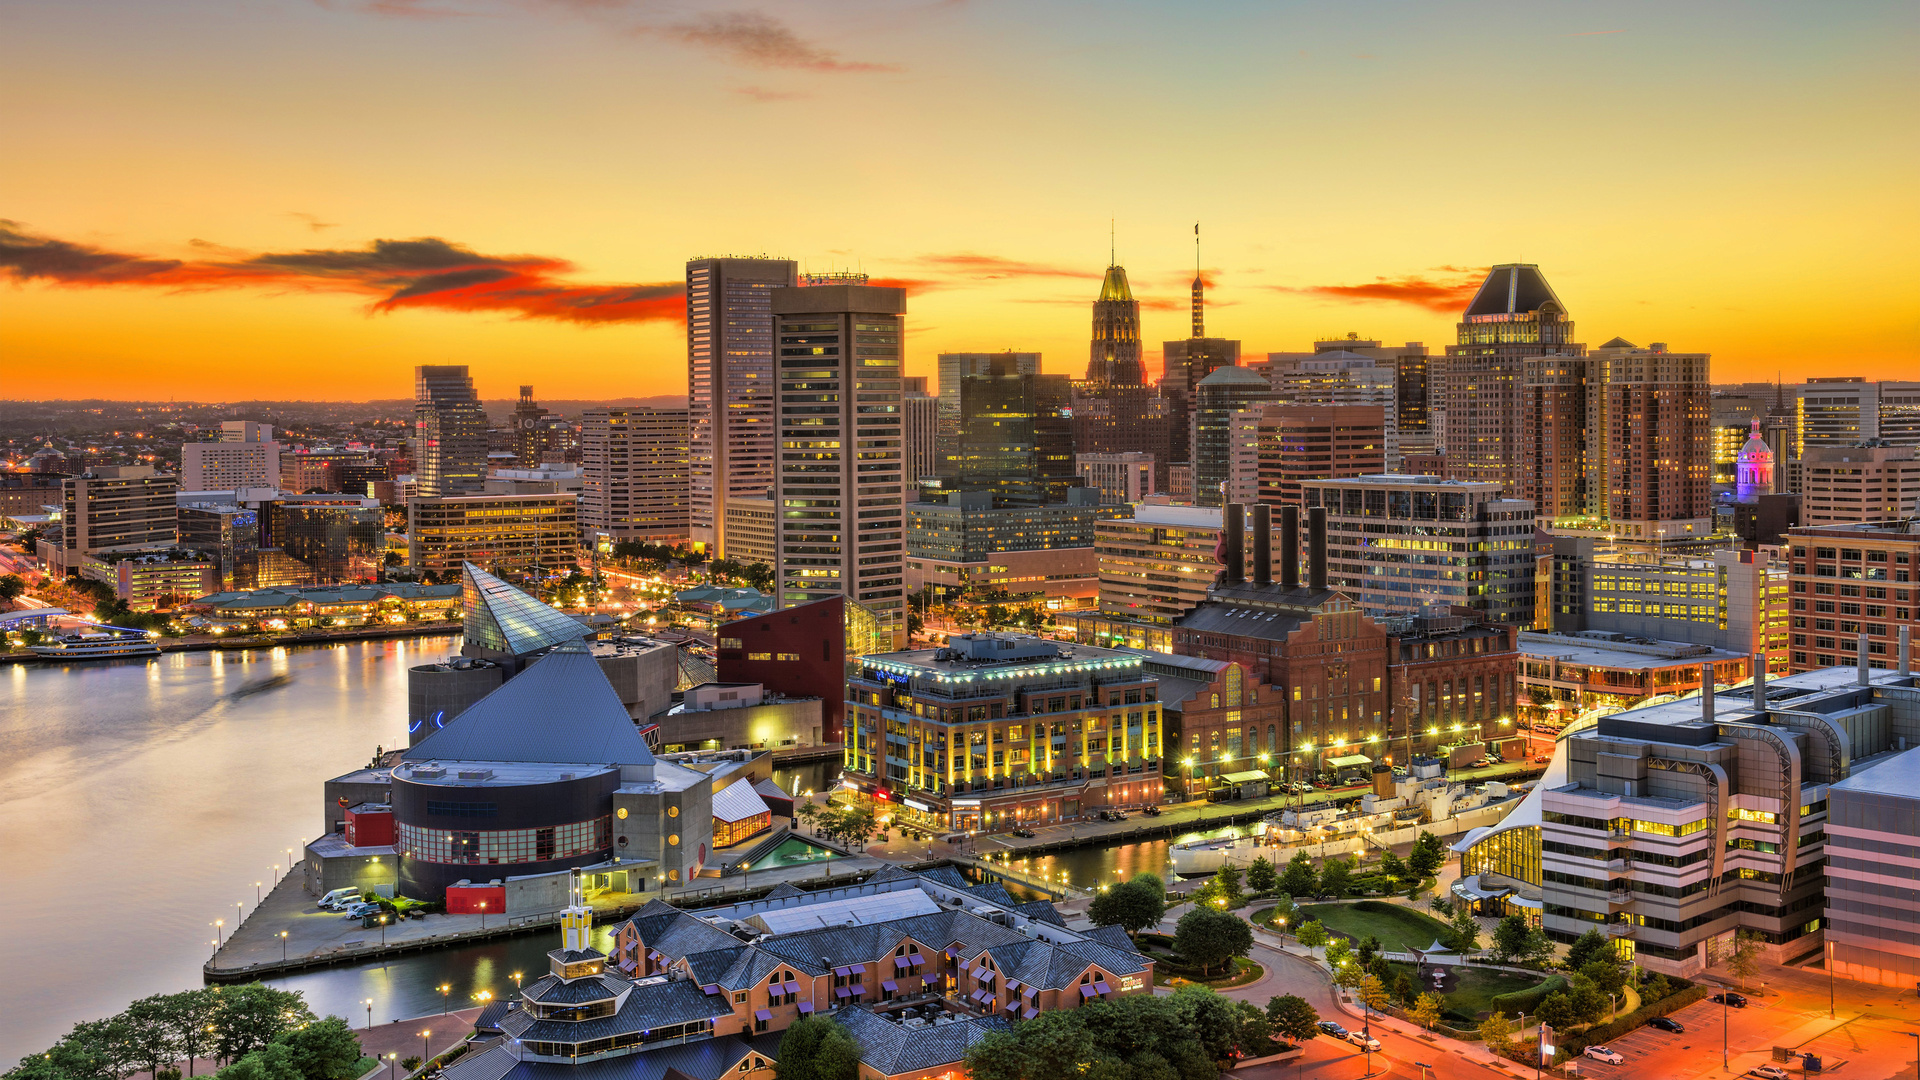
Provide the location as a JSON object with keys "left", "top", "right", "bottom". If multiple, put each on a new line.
{"left": 1169, "top": 832, "right": 1272, "bottom": 876}
{"left": 30, "top": 632, "right": 161, "bottom": 661}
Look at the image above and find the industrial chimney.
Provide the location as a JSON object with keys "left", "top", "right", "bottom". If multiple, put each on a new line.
{"left": 1220, "top": 502, "right": 1245, "bottom": 586}
{"left": 1251, "top": 504, "right": 1272, "bottom": 586}
{"left": 1308, "top": 505, "right": 1328, "bottom": 592}
{"left": 1701, "top": 662, "right": 1715, "bottom": 723}
{"left": 1280, "top": 505, "right": 1300, "bottom": 588}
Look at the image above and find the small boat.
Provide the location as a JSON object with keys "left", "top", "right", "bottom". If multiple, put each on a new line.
{"left": 1169, "top": 832, "right": 1269, "bottom": 876}
{"left": 30, "top": 631, "right": 161, "bottom": 661}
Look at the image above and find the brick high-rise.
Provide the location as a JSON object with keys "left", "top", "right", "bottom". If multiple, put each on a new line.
{"left": 1443, "top": 265, "right": 1583, "bottom": 491}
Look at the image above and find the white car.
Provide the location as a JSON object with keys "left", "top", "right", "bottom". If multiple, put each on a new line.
{"left": 1345, "top": 1031, "right": 1381, "bottom": 1052}
{"left": 1583, "top": 1047, "right": 1625, "bottom": 1065}
{"left": 1749, "top": 1068, "right": 1790, "bottom": 1080}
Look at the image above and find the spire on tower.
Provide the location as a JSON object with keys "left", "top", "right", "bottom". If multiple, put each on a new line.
{"left": 1191, "top": 222, "right": 1204, "bottom": 339}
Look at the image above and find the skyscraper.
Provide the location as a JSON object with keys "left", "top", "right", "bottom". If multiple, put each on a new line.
{"left": 1162, "top": 265, "right": 1241, "bottom": 476}
{"left": 180, "top": 421, "right": 281, "bottom": 491}
{"left": 902, "top": 376, "right": 940, "bottom": 486}
{"left": 413, "top": 365, "right": 488, "bottom": 497}
{"left": 686, "top": 257, "right": 798, "bottom": 556}
{"left": 1191, "top": 366, "right": 1274, "bottom": 507}
{"left": 580, "top": 407, "right": 692, "bottom": 543}
{"left": 1597, "top": 339, "right": 1713, "bottom": 542}
{"left": 771, "top": 282, "right": 908, "bottom": 649}
{"left": 948, "top": 361, "right": 1079, "bottom": 507}
{"left": 1443, "top": 265, "right": 1583, "bottom": 491}
{"left": 1086, "top": 264, "right": 1143, "bottom": 386}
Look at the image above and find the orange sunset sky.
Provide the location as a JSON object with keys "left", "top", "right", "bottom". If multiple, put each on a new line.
{"left": 3, "top": 0, "right": 1917, "bottom": 402}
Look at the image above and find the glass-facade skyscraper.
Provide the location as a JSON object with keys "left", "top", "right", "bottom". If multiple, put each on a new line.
{"left": 413, "top": 365, "right": 488, "bottom": 497}
{"left": 686, "top": 257, "right": 798, "bottom": 557}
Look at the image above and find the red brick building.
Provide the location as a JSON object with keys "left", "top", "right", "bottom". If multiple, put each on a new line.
{"left": 1384, "top": 611, "right": 1521, "bottom": 759}
{"left": 718, "top": 595, "right": 850, "bottom": 743}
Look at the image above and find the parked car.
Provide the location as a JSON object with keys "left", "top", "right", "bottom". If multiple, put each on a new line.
{"left": 1648, "top": 1017, "right": 1685, "bottom": 1033}
{"left": 318, "top": 887, "right": 362, "bottom": 910}
{"left": 1749, "top": 1067, "right": 1790, "bottom": 1080}
{"left": 1316, "top": 1021, "right": 1349, "bottom": 1039}
{"left": 1534, "top": 754, "right": 1551, "bottom": 764}
{"left": 1583, "top": 1047, "right": 1625, "bottom": 1065}
{"left": 1344, "top": 1031, "right": 1381, "bottom": 1052}
{"left": 342, "top": 903, "right": 382, "bottom": 920}
{"left": 1011, "top": 828, "right": 1036, "bottom": 838}
{"left": 1712, "top": 992, "right": 1748, "bottom": 1008}
{"left": 1142, "top": 805, "right": 1162, "bottom": 816}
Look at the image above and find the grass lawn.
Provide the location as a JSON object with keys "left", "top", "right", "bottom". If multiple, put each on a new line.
{"left": 1384, "top": 962, "right": 1552, "bottom": 1025}
{"left": 1296, "top": 901, "right": 1452, "bottom": 955}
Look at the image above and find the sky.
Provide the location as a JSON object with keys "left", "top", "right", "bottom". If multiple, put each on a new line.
{"left": 2, "top": 0, "right": 1917, "bottom": 402}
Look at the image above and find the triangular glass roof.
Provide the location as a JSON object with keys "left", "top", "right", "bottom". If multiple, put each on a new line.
{"left": 463, "top": 562, "right": 592, "bottom": 656}
{"left": 404, "top": 639, "right": 654, "bottom": 766}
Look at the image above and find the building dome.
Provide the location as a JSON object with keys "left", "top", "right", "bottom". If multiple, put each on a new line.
{"left": 1735, "top": 418, "right": 1774, "bottom": 503}
{"left": 1196, "top": 364, "right": 1269, "bottom": 388}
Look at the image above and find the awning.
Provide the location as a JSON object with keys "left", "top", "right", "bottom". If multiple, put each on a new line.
{"left": 882, "top": 980, "right": 897, "bottom": 992}
{"left": 833, "top": 966, "right": 851, "bottom": 977}
{"left": 1023, "top": 986, "right": 1037, "bottom": 999}
{"left": 703, "top": 985, "right": 722, "bottom": 995}
{"left": 797, "top": 1001, "right": 814, "bottom": 1014}
{"left": 1328, "top": 754, "right": 1372, "bottom": 768}
{"left": 1094, "top": 982, "right": 1110, "bottom": 995}
{"left": 894, "top": 957, "right": 910, "bottom": 969}
{"left": 618, "top": 958, "right": 637, "bottom": 973}
{"left": 783, "top": 979, "right": 799, "bottom": 994}
{"left": 910, "top": 952, "right": 926, "bottom": 965}
{"left": 946, "top": 947, "right": 960, "bottom": 958}
{"left": 648, "top": 950, "right": 662, "bottom": 961}
{"left": 1079, "top": 985, "right": 1096, "bottom": 999}
{"left": 1022, "top": 1008, "right": 1039, "bottom": 1020}
{"left": 1221, "top": 770, "right": 1268, "bottom": 783}
{"left": 849, "top": 964, "right": 866, "bottom": 975}
{"left": 972, "top": 966, "right": 990, "bottom": 979}
{"left": 1004, "top": 979, "right": 1020, "bottom": 992}
{"left": 755, "top": 1009, "right": 773, "bottom": 1021}
{"left": 835, "top": 987, "right": 852, "bottom": 999}
{"left": 850, "top": 985, "right": 865, "bottom": 996}
{"left": 1004, "top": 1000, "right": 1019, "bottom": 1012}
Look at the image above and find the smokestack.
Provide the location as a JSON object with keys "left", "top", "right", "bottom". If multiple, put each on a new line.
{"left": 1221, "top": 502, "right": 1245, "bottom": 586}
{"left": 1309, "top": 505, "right": 1328, "bottom": 592}
{"left": 1251, "top": 504, "right": 1272, "bottom": 586}
{"left": 1280, "top": 505, "right": 1300, "bottom": 588}
{"left": 1859, "top": 633, "right": 1871, "bottom": 685}
{"left": 1751, "top": 653, "right": 1767, "bottom": 707}
{"left": 1701, "top": 662, "right": 1715, "bottom": 723}
{"left": 1902, "top": 626, "right": 1912, "bottom": 676}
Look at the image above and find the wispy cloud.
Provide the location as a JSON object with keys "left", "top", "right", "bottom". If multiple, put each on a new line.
{"left": 1566, "top": 29, "right": 1625, "bottom": 36}
{"left": 288, "top": 212, "right": 340, "bottom": 233}
{"left": 1274, "top": 269, "right": 1486, "bottom": 313}
{"left": 912, "top": 252, "right": 1088, "bottom": 281}
{"left": 665, "top": 11, "right": 899, "bottom": 72}
{"left": 0, "top": 220, "right": 683, "bottom": 325}
{"left": 734, "top": 85, "right": 808, "bottom": 102}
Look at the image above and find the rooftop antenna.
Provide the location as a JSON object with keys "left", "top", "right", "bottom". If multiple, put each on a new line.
{"left": 1192, "top": 222, "right": 1204, "bottom": 339}
{"left": 1109, "top": 218, "right": 1115, "bottom": 265}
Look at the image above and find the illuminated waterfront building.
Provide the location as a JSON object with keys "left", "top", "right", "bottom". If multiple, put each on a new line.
{"left": 843, "top": 633, "right": 1163, "bottom": 832}
{"left": 407, "top": 491, "right": 579, "bottom": 579}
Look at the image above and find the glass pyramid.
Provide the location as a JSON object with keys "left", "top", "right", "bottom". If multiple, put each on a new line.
{"left": 462, "top": 562, "right": 592, "bottom": 656}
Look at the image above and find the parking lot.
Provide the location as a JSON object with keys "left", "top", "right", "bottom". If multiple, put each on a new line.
{"left": 1572, "top": 997, "right": 1780, "bottom": 1074}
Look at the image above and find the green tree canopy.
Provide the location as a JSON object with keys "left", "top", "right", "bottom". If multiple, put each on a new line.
{"left": 1447, "top": 908, "right": 1482, "bottom": 954}
{"left": 273, "top": 1018, "right": 363, "bottom": 1080}
{"left": 1563, "top": 928, "right": 1612, "bottom": 972}
{"left": 1295, "top": 919, "right": 1329, "bottom": 958}
{"left": 1317, "top": 857, "right": 1352, "bottom": 898}
{"left": 1280, "top": 851, "right": 1318, "bottom": 898}
{"left": 1409, "top": 831, "right": 1447, "bottom": 878}
{"left": 1174, "top": 906, "right": 1254, "bottom": 976}
{"left": 774, "top": 1015, "right": 861, "bottom": 1080}
{"left": 1246, "top": 856, "right": 1277, "bottom": 893}
{"left": 212, "top": 985, "right": 315, "bottom": 1063}
{"left": 1088, "top": 879, "right": 1166, "bottom": 938}
{"left": 212, "top": 1045, "right": 301, "bottom": 1080}
{"left": 1491, "top": 914, "right": 1532, "bottom": 964}
{"left": 1266, "top": 994, "right": 1320, "bottom": 1044}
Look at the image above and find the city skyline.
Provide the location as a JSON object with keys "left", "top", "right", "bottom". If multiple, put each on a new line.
{"left": 4, "top": 0, "right": 1917, "bottom": 400}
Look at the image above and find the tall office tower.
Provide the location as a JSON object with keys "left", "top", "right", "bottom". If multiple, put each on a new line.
{"left": 1086, "top": 264, "right": 1144, "bottom": 385}
{"left": 1162, "top": 269, "right": 1242, "bottom": 475}
{"left": 1076, "top": 452, "right": 1156, "bottom": 504}
{"left": 771, "top": 282, "right": 908, "bottom": 649}
{"left": 935, "top": 352, "right": 1040, "bottom": 467}
{"left": 1234, "top": 404, "right": 1388, "bottom": 509}
{"left": 413, "top": 365, "right": 488, "bottom": 497}
{"left": 1191, "top": 367, "right": 1275, "bottom": 507}
{"left": 58, "top": 465, "right": 178, "bottom": 567}
{"left": 580, "top": 407, "right": 692, "bottom": 544}
{"left": 1796, "top": 379, "right": 1920, "bottom": 457}
{"left": 1598, "top": 340, "right": 1713, "bottom": 542}
{"left": 1266, "top": 350, "right": 1401, "bottom": 469}
{"left": 902, "top": 377, "right": 940, "bottom": 486}
{"left": 1068, "top": 382, "right": 1172, "bottom": 485}
{"left": 1517, "top": 353, "right": 1603, "bottom": 522}
{"left": 180, "top": 421, "right": 281, "bottom": 491}
{"left": 1443, "top": 265, "right": 1583, "bottom": 490}
{"left": 1299, "top": 336, "right": 1431, "bottom": 451}
{"left": 686, "top": 257, "right": 798, "bottom": 556}
{"left": 949, "top": 361, "right": 1079, "bottom": 507}
{"left": 510, "top": 386, "right": 554, "bottom": 466}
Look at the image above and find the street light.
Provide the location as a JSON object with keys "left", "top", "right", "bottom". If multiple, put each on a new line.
{"left": 386, "top": 1053, "right": 398, "bottom": 1080}
{"left": 419, "top": 1030, "right": 432, "bottom": 1067}
{"left": 512, "top": 971, "right": 523, "bottom": 989}
{"left": 438, "top": 984, "right": 451, "bottom": 1014}
{"left": 1903, "top": 1032, "right": 1919, "bottom": 1080}
{"left": 279, "top": 930, "right": 289, "bottom": 962}
{"left": 478, "top": 901, "right": 487, "bottom": 930}
{"left": 254, "top": 881, "right": 263, "bottom": 906}
{"left": 364, "top": 998, "right": 374, "bottom": 1029}
{"left": 379, "top": 914, "right": 389, "bottom": 947}
{"left": 214, "top": 919, "right": 225, "bottom": 947}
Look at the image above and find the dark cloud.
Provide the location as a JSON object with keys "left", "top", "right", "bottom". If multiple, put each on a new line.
{"left": 0, "top": 220, "right": 683, "bottom": 326}
{"left": 288, "top": 212, "right": 340, "bottom": 232}
{"left": 664, "top": 11, "right": 899, "bottom": 72}
{"left": 1275, "top": 270, "right": 1486, "bottom": 313}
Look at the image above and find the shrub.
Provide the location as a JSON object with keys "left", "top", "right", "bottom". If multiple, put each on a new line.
{"left": 1491, "top": 974, "right": 1568, "bottom": 1017}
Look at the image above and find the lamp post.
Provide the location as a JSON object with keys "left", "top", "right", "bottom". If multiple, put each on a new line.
{"left": 478, "top": 901, "right": 487, "bottom": 930}
{"left": 254, "top": 881, "right": 263, "bottom": 906}
{"left": 379, "top": 914, "right": 389, "bottom": 947}
{"left": 214, "top": 919, "right": 224, "bottom": 947}
{"left": 419, "top": 1031, "right": 431, "bottom": 1068}
{"left": 279, "top": 930, "right": 289, "bottom": 962}
{"left": 386, "top": 1053, "right": 397, "bottom": 1080}
{"left": 364, "top": 998, "right": 374, "bottom": 1029}
{"left": 512, "top": 971, "right": 523, "bottom": 990}
{"left": 236, "top": 900, "right": 244, "bottom": 927}
{"left": 438, "top": 984, "right": 451, "bottom": 1014}
{"left": 1903, "top": 1032, "right": 1919, "bottom": 1080}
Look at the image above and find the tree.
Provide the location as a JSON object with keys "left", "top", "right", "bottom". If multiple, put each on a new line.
{"left": 1229, "top": 999, "right": 1272, "bottom": 1057}
{"left": 1266, "top": 994, "right": 1321, "bottom": 1045}
{"left": 1356, "top": 935, "right": 1382, "bottom": 966}
{"left": 212, "top": 1045, "right": 301, "bottom": 1080}
{"left": 1295, "top": 919, "right": 1329, "bottom": 959}
{"left": 1519, "top": 927, "right": 1556, "bottom": 969}
{"left": 1263, "top": 894, "right": 1299, "bottom": 933}
{"left": 1324, "top": 937, "right": 1353, "bottom": 973}
{"left": 1358, "top": 973, "right": 1390, "bottom": 1017}
{"left": 171, "top": 989, "right": 220, "bottom": 1077}
{"left": 1409, "top": 831, "right": 1447, "bottom": 878}
{"left": 1579, "top": 956, "right": 1627, "bottom": 999}
{"left": 117, "top": 995, "right": 185, "bottom": 1080}
{"left": 794, "top": 801, "right": 820, "bottom": 833}
{"left": 1174, "top": 906, "right": 1253, "bottom": 976}
{"left": 0, "top": 573, "right": 25, "bottom": 601}
{"left": 1246, "top": 856, "right": 1277, "bottom": 894}
{"left": 1477, "top": 1011, "right": 1513, "bottom": 1055}
{"left": 1380, "top": 850, "right": 1409, "bottom": 884}
{"left": 273, "top": 1018, "right": 363, "bottom": 1080}
{"left": 212, "top": 984, "right": 315, "bottom": 1063}
{"left": 1727, "top": 928, "right": 1763, "bottom": 987}
{"left": 1088, "top": 878, "right": 1165, "bottom": 938}
{"left": 11, "top": 1020, "right": 128, "bottom": 1080}
{"left": 1492, "top": 914, "right": 1532, "bottom": 964}
{"left": 1392, "top": 972, "right": 1416, "bottom": 1007}
{"left": 1214, "top": 863, "right": 1245, "bottom": 909}
{"left": 1447, "top": 908, "right": 1481, "bottom": 954}
{"left": 1170, "top": 986, "right": 1241, "bottom": 1063}
{"left": 1563, "top": 928, "right": 1612, "bottom": 973}
{"left": 1535, "top": 991, "right": 1575, "bottom": 1031}
{"left": 1280, "top": 851, "right": 1318, "bottom": 898}
{"left": 1411, "top": 993, "right": 1445, "bottom": 1032}
{"left": 775, "top": 1015, "right": 862, "bottom": 1080}
{"left": 1568, "top": 980, "right": 1609, "bottom": 1024}
{"left": 1368, "top": 954, "right": 1393, "bottom": 988}
{"left": 1333, "top": 961, "right": 1364, "bottom": 993}
{"left": 1318, "top": 857, "right": 1352, "bottom": 898}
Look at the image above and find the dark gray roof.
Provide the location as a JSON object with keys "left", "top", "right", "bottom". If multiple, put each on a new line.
{"left": 506, "top": 978, "right": 728, "bottom": 1047}
{"left": 1196, "top": 365, "right": 1268, "bottom": 387}
{"left": 1015, "top": 900, "right": 1069, "bottom": 928}
{"left": 619, "top": 901, "right": 745, "bottom": 960}
{"left": 763, "top": 882, "right": 807, "bottom": 900}
{"left": 459, "top": 1034, "right": 781, "bottom": 1080}
{"left": 1083, "top": 924, "right": 1135, "bottom": 950}
{"left": 473, "top": 999, "right": 514, "bottom": 1034}
{"left": 963, "top": 882, "right": 1019, "bottom": 907}
{"left": 1463, "top": 264, "right": 1565, "bottom": 319}
{"left": 835, "top": 1007, "right": 1010, "bottom": 1076}
{"left": 522, "top": 971, "right": 626, "bottom": 1005}
{"left": 404, "top": 639, "right": 655, "bottom": 766}
{"left": 916, "top": 866, "right": 972, "bottom": 889}
{"left": 1176, "top": 600, "right": 1315, "bottom": 642}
